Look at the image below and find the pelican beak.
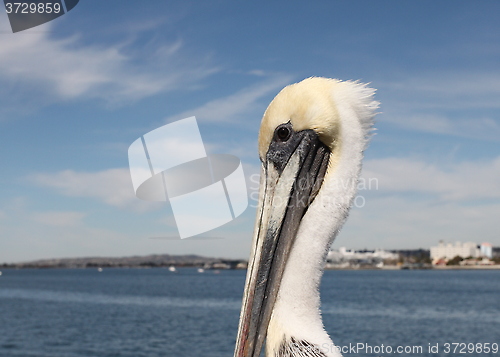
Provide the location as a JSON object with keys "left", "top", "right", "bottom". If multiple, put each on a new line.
{"left": 234, "top": 128, "right": 330, "bottom": 357}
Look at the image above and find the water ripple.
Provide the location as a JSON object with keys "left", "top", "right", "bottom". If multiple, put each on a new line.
{"left": 0, "top": 288, "right": 241, "bottom": 310}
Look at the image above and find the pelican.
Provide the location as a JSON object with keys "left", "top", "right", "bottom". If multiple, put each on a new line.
{"left": 234, "top": 77, "right": 378, "bottom": 357}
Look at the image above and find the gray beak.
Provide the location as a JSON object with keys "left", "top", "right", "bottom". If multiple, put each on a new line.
{"left": 234, "top": 124, "right": 330, "bottom": 357}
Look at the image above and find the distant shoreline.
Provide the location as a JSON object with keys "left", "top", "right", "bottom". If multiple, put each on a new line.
{"left": 430, "top": 265, "right": 500, "bottom": 270}
{"left": 0, "top": 254, "right": 247, "bottom": 270}
{"left": 2, "top": 264, "right": 500, "bottom": 271}
{"left": 2, "top": 253, "right": 499, "bottom": 271}
{"left": 324, "top": 265, "right": 500, "bottom": 270}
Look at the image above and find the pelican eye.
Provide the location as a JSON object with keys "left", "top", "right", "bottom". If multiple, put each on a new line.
{"left": 275, "top": 125, "right": 291, "bottom": 142}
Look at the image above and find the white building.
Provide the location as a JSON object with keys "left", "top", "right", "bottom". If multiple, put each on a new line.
{"left": 327, "top": 247, "right": 398, "bottom": 263}
{"left": 480, "top": 242, "right": 493, "bottom": 259}
{"left": 430, "top": 241, "right": 493, "bottom": 260}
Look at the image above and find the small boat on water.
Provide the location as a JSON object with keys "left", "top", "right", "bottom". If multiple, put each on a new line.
{"left": 197, "top": 268, "right": 205, "bottom": 273}
{"left": 168, "top": 266, "right": 177, "bottom": 272}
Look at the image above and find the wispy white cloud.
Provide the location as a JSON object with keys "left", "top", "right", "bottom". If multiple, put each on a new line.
{"left": 165, "top": 74, "right": 293, "bottom": 123}
{"left": 378, "top": 69, "right": 500, "bottom": 141}
{"left": 340, "top": 196, "right": 500, "bottom": 250}
{"left": 32, "top": 168, "right": 162, "bottom": 212}
{"left": 1, "top": 219, "right": 137, "bottom": 263}
{"left": 0, "top": 193, "right": 255, "bottom": 263}
{"left": 382, "top": 71, "right": 500, "bottom": 110}
{"left": 382, "top": 114, "right": 500, "bottom": 141}
{"left": 0, "top": 22, "right": 216, "bottom": 106}
{"left": 32, "top": 211, "right": 86, "bottom": 227}
{"left": 30, "top": 161, "right": 263, "bottom": 215}
{"left": 362, "top": 156, "right": 500, "bottom": 201}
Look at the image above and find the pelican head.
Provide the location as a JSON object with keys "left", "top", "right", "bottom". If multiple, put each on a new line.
{"left": 234, "top": 77, "right": 378, "bottom": 357}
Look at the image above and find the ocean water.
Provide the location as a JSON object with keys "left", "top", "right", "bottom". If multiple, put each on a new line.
{"left": 0, "top": 268, "right": 499, "bottom": 357}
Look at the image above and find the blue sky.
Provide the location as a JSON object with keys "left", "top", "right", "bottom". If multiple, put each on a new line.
{"left": 1, "top": 1, "right": 499, "bottom": 263}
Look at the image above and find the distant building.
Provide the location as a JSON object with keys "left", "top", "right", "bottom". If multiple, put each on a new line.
{"left": 480, "top": 242, "right": 493, "bottom": 259}
{"left": 327, "top": 247, "right": 398, "bottom": 264}
{"left": 459, "top": 258, "right": 494, "bottom": 266}
{"left": 430, "top": 241, "right": 493, "bottom": 262}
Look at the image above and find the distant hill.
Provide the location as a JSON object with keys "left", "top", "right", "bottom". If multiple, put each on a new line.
{"left": 1, "top": 254, "right": 247, "bottom": 269}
